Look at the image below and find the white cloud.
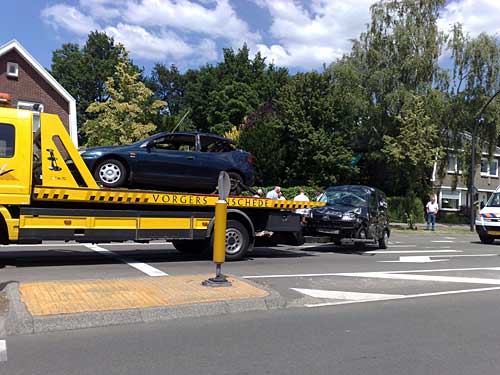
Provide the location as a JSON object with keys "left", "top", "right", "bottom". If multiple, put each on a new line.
{"left": 104, "top": 24, "right": 194, "bottom": 60}
{"left": 123, "top": 0, "right": 260, "bottom": 47}
{"left": 439, "top": 0, "right": 500, "bottom": 36}
{"left": 41, "top": 4, "right": 99, "bottom": 36}
{"left": 41, "top": 0, "right": 255, "bottom": 65}
{"left": 78, "top": 0, "right": 122, "bottom": 21}
{"left": 254, "top": 0, "right": 376, "bottom": 69}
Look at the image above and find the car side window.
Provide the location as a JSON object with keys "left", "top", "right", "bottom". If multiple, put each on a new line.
{"left": 152, "top": 135, "right": 196, "bottom": 152}
{"left": 199, "top": 136, "right": 235, "bottom": 153}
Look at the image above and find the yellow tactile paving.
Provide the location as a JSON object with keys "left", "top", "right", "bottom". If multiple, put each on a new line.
{"left": 19, "top": 275, "right": 269, "bottom": 316}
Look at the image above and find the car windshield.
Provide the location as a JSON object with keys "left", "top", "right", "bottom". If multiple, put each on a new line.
{"left": 486, "top": 192, "right": 500, "bottom": 207}
{"left": 319, "top": 188, "right": 368, "bottom": 208}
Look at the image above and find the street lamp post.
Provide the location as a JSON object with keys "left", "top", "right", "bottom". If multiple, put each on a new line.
{"left": 469, "top": 89, "right": 500, "bottom": 232}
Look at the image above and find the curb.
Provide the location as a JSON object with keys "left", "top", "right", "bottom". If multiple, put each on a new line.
{"left": 3, "top": 277, "right": 286, "bottom": 336}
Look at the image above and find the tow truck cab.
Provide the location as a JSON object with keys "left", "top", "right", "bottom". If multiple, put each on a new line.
{"left": 0, "top": 107, "right": 323, "bottom": 260}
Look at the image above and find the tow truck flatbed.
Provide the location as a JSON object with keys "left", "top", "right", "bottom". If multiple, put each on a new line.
{"left": 0, "top": 107, "right": 323, "bottom": 260}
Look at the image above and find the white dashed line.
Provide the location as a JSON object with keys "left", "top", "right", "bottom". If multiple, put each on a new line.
{"left": 0, "top": 340, "right": 6, "bottom": 362}
{"left": 84, "top": 244, "right": 168, "bottom": 277}
{"left": 431, "top": 240, "right": 455, "bottom": 243}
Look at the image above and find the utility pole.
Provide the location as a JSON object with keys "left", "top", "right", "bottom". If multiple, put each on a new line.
{"left": 469, "top": 90, "right": 500, "bottom": 231}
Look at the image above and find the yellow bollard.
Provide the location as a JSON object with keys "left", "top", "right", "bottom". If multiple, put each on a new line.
{"left": 202, "top": 197, "right": 232, "bottom": 287}
{"left": 213, "top": 199, "right": 228, "bottom": 264}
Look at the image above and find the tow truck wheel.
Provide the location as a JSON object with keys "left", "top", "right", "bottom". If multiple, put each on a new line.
{"left": 210, "top": 220, "right": 250, "bottom": 261}
{"left": 172, "top": 239, "right": 209, "bottom": 254}
{"left": 479, "top": 234, "right": 495, "bottom": 244}
{"left": 94, "top": 159, "right": 127, "bottom": 188}
{"left": 378, "top": 230, "right": 389, "bottom": 249}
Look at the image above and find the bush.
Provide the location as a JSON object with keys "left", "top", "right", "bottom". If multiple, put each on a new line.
{"left": 388, "top": 195, "right": 425, "bottom": 224}
{"left": 243, "top": 186, "right": 322, "bottom": 200}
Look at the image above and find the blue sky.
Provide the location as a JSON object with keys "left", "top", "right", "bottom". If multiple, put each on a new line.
{"left": 1, "top": 0, "right": 499, "bottom": 74}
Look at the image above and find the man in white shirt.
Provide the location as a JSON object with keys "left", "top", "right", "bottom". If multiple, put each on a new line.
{"left": 426, "top": 194, "right": 439, "bottom": 231}
{"left": 266, "top": 186, "right": 280, "bottom": 200}
{"left": 294, "top": 188, "right": 310, "bottom": 217}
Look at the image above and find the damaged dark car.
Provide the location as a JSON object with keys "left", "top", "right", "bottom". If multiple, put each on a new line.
{"left": 306, "top": 185, "right": 390, "bottom": 248}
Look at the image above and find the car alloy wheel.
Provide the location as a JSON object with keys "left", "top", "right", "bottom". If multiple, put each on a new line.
{"left": 99, "top": 162, "right": 122, "bottom": 184}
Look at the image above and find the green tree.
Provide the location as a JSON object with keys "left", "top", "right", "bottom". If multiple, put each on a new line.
{"left": 382, "top": 94, "right": 442, "bottom": 194}
{"left": 238, "top": 107, "right": 286, "bottom": 185}
{"left": 82, "top": 53, "right": 166, "bottom": 147}
{"left": 329, "top": 0, "right": 447, "bottom": 196}
{"left": 51, "top": 31, "right": 137, "bottom": 142}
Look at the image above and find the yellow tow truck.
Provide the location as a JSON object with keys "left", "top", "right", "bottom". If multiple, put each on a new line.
{"left": 0, "top": 107, "right": 322, "bottom": 260}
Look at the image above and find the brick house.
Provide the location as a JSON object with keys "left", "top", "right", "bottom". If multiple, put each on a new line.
{"left": 432, "top": 135, "right": 500, "bottom": 212}
{"left": 0, "top": 39, "right": 77, "bottom": 146}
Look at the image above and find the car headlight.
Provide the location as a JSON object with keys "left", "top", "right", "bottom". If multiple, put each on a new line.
{"left": 341, "top": 212, "right": 356, "bottom": 221}
{"left": 341, "top": 208, "right": 361, "bottom": 221}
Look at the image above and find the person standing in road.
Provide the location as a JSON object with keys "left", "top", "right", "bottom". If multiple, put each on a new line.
{"left": 294, "top": 188, "right": 310, "bottom": 223}
{"left": 426, "top": 194, "right": 439, "bottom": 231}
{"left": 266, "top": 186, "right": 280, "bottom": 200}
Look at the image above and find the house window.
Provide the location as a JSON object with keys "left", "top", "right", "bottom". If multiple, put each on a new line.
{"left": 6, "top": 62, "right": 18, "bottom": 78}
{"left": 441, "top": 189, "right": 460, "bottom": 210}
{"left": 17, "top": 101, "right": 43, "bottom": 133}
{"left": 480, "top": 158, "right": 499, "bottom": 177}
{"left": 447, "top": 156, "right": 460, "bottom": 174}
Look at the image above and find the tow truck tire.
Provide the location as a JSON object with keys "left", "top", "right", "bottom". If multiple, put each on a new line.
{"left": 479, "top": 234, "right": 495, "bottom": 244}
{"left": 378, "top": 230, "right": 389, "bottom": 249}
{"left": 94, "top": 159, "right": 127, "bottom": 188}
{"left": 211, "top": 219, "right": 250, "bottom": 261}
{"left": 172, "top": 239, "right": 209, "bottom": 254}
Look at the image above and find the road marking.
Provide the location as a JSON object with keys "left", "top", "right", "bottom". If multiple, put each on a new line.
{"left": 0, "top": 340, "right": 6, "bottom": 362}
{"left": 431, "top": 240, "right": 454, "bottom": 243}
{"left": 379, "top": 256, "right": 448, "bottom": 263}
{"left": 337, "top": 272, "right": 500, "bottom": 285}
{"left": 445, "top": 237, "right": 456, "bottom": 240}
{"left": 0, "top": 242, "right": 173, "bottom": 248}
{"left": 292, "top": 288, "right": 404, "bottom": 300}
{"left": 366, "top": 250, "right": 460, "bottom": 254}
{"left": 387, "top": 245, "right": 416, "bottom": 248}
{"left": 379, "top": 254, "right": 497, "bottom": 263}
{"left": 305, "top": 286, "right": 500, "bottom": 308}
{"left": 84, "top": 244, "right": 168, "bottom": 277}
{"left": 242, "top": 267, "right": 500, "bottom": 279}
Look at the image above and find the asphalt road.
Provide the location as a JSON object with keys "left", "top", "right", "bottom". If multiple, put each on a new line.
{"left": 3, "top": 231, "right": 500, "bottom": 374}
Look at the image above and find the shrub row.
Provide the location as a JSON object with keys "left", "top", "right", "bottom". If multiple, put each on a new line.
{"left": 388, "top": 195, "right": 425, "bottom": 224}
{"left": 243, "top": 186, "right": 322, "bottom": 200}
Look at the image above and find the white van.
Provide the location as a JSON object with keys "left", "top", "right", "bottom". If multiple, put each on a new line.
{"left": 476, "top": 188, "right": 500, "bottom": 243}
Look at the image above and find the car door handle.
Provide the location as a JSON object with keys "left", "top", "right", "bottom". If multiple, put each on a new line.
{"left": 186, "top": 156, "right": 195, "bottom": 160}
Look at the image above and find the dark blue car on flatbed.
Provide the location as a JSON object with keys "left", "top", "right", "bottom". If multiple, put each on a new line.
{"left": 80, "top": 132, "right": 254, "bottom": 195}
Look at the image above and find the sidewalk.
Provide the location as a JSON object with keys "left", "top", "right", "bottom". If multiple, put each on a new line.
{"left": 390, "top": 222, "right": 470, "bottom": 231}
{"left": 1, "top": 275, "right": 284, "bottom": 335}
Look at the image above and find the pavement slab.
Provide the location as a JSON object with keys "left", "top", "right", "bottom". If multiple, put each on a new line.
{"left": 19, "top": 275, "right": 269, "bottom": 316}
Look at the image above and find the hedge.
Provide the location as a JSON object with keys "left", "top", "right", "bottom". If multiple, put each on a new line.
{"left": 388, "top": 195, "right": 425, "bottom": 224}
{"left": 243, "top": 186, "right": 322, "bottom": 200}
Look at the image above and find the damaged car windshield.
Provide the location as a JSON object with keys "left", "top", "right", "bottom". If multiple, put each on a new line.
{"left": 319, "top": 189, "right": 369, "bottom": 208}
